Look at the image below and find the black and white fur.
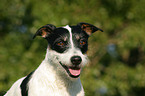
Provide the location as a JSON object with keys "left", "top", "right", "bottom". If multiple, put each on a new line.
{"left": 4, "top": 22, "right": 103, "bottom": 96}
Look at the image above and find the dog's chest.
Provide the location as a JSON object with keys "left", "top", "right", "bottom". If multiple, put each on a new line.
{"left": 27, "top": 65, "right": 84, "bottom": 96}
{"left": 28, "top": 79, "right": 84, "bottom": 96}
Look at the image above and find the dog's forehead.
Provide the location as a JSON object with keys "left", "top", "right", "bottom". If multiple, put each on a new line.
{"left": 54, "top": 27, "right": 69, "bottom": 36}
{"left": 63, "top": 25, "right": 88, "bottom": 38}
{"left": 47, "top": 25, "right": 88, "bottom": 43}
{"left": 50, "top": 27, "right": 69, "bottom": 41}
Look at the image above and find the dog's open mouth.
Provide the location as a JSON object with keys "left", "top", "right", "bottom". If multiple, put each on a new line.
{"left": 59, "top": 62, "right": 81, "bottom": 78}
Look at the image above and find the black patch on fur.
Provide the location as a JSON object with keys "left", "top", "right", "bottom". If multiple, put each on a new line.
{"left": 45, "top": 25, "right": 89, "bottom": 54}
{"left": 46, "top": 28, "right": 70, "bottom": 53}
{"left": 20, "top": 71, "right": 34, "bottom": 96}
{"left": 70, "top": 25, "right": 89, "bottom": 54}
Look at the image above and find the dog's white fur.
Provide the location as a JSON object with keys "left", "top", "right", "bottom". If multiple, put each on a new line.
{"left": 5, "top": 25, "right": 88, "bottom": 96}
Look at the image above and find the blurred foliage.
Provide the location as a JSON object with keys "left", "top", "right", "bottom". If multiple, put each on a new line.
{"left": 0, "top": 0, "right": 145, "bottom": 96}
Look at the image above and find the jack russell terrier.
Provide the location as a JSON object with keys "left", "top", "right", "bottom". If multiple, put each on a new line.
{"left": 4, "top": 22, "right": 103, "bottom": 96}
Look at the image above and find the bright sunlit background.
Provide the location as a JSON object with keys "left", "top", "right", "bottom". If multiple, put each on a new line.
{"left": 0, "top": 0, "right": 145, "bottom": 96}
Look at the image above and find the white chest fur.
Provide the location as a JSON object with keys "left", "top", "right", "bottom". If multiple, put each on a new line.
{"left": 28, "top": 60, "right": 84, "bottom": 96}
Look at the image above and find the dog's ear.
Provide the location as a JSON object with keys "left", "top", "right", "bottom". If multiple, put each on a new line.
{"left": 33, "top": 24, "right": 56, "bottom": 39}
{"left": 78, "top": 22, "right": 103, "bottom": 36}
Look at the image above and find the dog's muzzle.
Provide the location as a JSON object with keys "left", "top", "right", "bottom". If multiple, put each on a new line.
{"left": 59, "top": 56, "right": 82, "bottom": 78}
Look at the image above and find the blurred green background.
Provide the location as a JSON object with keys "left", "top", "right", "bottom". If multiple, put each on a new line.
{"left": 0, "top": 0, "right": 145, "bottom": 96}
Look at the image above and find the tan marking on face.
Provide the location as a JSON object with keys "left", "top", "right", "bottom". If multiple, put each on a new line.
{"left": 75, "top": 34, "right": 80, "bottom": 40}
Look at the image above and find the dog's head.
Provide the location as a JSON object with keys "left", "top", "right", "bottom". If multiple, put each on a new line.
{"left": 33, "top": 22, "right": 103, "bottom": 79}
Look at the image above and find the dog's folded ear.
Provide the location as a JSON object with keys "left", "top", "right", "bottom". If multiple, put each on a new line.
{"left": 33, "top": 24, "right": 56, "bottom": 39}
{"left": 78, "top": 22, "right": 103, "bottom": 36}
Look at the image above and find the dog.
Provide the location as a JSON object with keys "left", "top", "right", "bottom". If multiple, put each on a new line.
{"left": 4, "top": 22, "right": 103, "bottom": 96}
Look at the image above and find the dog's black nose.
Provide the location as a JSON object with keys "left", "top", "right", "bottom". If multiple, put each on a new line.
{"left": 71, "top": 56, "right": 82, "bottom": 65}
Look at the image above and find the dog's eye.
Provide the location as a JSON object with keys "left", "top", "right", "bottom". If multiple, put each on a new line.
{"left": 56, "top": 41, "right": 65, "bottom": 46}
{"left": 80, "top": 40, "right": 86, "bottom": 45}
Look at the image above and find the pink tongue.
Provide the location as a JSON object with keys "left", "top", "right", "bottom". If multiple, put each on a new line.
{"left": 68, "top": 68, "right": 81, "bottom": 76}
